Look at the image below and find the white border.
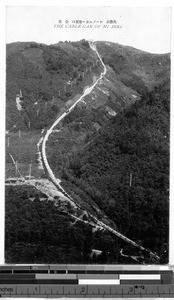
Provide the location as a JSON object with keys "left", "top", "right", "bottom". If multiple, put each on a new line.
{"left": 0, "top": 0, "right": 173, "bottom": 267}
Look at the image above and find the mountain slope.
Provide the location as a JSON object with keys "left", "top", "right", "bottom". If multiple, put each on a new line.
{"left": 97, "top": 41, "right": 170, "bottom": 92}
{"left": 59, "top": 83, "right": 169, "bottom": 261}
{"left": 6, "top": 40, "right": 170, "bottom": 132}
{"left": 6, "top": 40, "right": 102, "bottom": 130}
{"left": 6, "top": 40, "right": 170, "bottom": 263}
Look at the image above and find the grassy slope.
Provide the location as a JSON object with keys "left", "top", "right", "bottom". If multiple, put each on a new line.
{"left": 5, "top": 131, "right": 45, "bottom": 179}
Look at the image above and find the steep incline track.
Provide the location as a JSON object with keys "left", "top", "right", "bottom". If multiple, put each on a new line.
{"left": 41, "top": 41, "right": 106, "bottom": 203}
{"left": 41, "top": 41, "right": 160, "bottom": 261}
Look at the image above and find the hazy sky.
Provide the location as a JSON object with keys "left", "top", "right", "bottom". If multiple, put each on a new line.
{"left": 6, "top": 6, "right": 171, "bottom": 53}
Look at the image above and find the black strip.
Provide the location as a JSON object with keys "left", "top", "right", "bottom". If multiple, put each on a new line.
{"left": 122, "top": 270, "right": 160, "bottom": 274}
{"left": 50, "top": 270, "right": 66, "bottom": 274}
{"left": 120, "top": 279, "right": 161, "bottom": 285}
{"left": 86, "top": 270, "right": 104, "bottom": 274}
{"left": 68, "top": 270, "right": 86, "bottom": 274}
{"left": 13, "top": 270, "right": 30, "bottom": 273}
{"left": 0, "top": 280, "right": 37, "bottom": 284}
{"left": 0, "top": 275, "right": 35, "bottom": 279}
{"left": 0, "top": 270, "right": 12, "bottom": 274}
{"left": 0, "top": 280, "right": 78, "bottom": 285}
{"left": 105, "top": 271, "right": 123, "bottom": 274}
{"left": 13, "top": 270, "right": 48, "bottom": 274}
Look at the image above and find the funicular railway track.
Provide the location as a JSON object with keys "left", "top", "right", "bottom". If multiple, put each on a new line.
{"left": 41, "top": 41, "right": 160, "bottom": 262}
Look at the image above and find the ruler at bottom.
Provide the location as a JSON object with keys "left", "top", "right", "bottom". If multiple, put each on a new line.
{"left": 0, "top": 284, "right": 174, "bottom": 298}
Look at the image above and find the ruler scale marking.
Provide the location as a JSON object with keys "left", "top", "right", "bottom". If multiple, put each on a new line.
{"left": 0, "top": 265, "right": 173, "bottom": 298}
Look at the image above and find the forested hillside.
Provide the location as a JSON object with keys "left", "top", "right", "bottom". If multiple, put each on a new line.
{"left": 6, "top": 40, "right": 170, "bottom": 263}
{"left": 59, "top": 83, "right": 169, "bottom": 261}
{"left": 6, "top": 40, "right": 169, "bottom": 133}
{"left": 6, "top": 40, "right": 102, "bottom": 131}
{"left": 5, "top": 185, "right": 123, "bottom": 264}
{"left": 97, "top": 42, "right": 170, "bottom": 93}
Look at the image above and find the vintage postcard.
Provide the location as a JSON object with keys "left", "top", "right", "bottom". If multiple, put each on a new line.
{"left": 3, "top": 3, "right": 172, "bottom": 265}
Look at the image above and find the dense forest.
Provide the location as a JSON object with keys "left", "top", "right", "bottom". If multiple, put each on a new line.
{"left": 5, "top": 81, "right": 169, "bottom": 263}
{"left": 59, "top": 84, "right": 169, "bottom": 262}
{"left": 6, "top": 185, "right": 128, "bottom": 264}
{"left": 5, "top": 39, "right": 170, "bottom": 264}
{"left": 97, "top": 42, "right": 170, "bottom": 92}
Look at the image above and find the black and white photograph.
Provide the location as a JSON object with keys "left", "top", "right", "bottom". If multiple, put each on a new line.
{"left": 4, "top": 4, "right": 171, "bottom": 265}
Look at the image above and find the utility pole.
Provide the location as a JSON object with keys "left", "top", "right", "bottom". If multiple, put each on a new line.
{"left": 28, "top": 121, "right": 31, "bottom": 129}
{"left": 127, "top": 172, "right": 133, "bottom": 231}
{"left": 37, "top": 109, "right": 39, "bottom": 116}
{"left": 45, "top": 102, "right": 47, "bottom": 109}
{"left": 15, "top": 161, "right": 18, "bottom": 175}
{"left": 18, "top": 130, "right": 21, "bottom": 138}
{"left": 29, "top": 163, "right": 32, "bottom": 179}
{"left": 59, "top": 91, "right": 61, "bottom": 96}
{"left": 7, "top": 137, "right": 9, "bottom": 147}
{"left": 130, "top": 173, "right": 133, "bottom": 187}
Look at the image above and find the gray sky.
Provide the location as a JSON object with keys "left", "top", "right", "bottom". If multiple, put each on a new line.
{"left": 6, "top": 6, "right": 171, "bottom": 53}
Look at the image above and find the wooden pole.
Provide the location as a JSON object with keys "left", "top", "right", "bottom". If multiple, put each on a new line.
{"left": 130, "top": 173, "right": 133, "bottom": 187}
{"left": 15, "top": 161, "right": 18, "bottom": 174}
{"left": 29, "top": 163, "right": 32, "bottom": 179}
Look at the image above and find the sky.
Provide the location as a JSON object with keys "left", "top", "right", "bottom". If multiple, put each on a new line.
{"left": 6, "top": 6, "right": 171, "bottom": 53}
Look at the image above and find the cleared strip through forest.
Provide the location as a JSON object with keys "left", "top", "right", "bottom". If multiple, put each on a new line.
{"left": 41, "top": 41, "right": 160, "bottom": 261}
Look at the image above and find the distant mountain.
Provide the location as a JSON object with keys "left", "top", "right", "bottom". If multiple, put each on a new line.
{"left": 6, "top": 40, "right": 170, "bottom": 132}
{"left": 97, "top": 41, "right": 170, "bottom": 92}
